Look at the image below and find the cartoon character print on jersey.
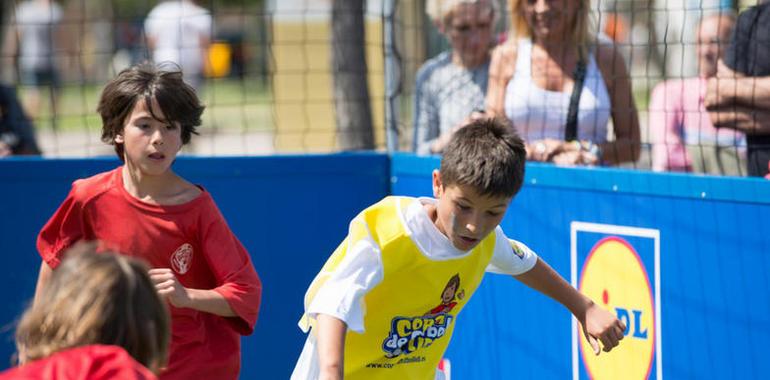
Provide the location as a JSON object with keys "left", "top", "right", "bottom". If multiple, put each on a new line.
{"left": 427, "top": 274, "right": 465, "bottom": 315}
{"left": 382, "top": 274, "right": 465, "bottom": 358}
{"left": 171, "top": 243, "right": 193, "bottom": 275}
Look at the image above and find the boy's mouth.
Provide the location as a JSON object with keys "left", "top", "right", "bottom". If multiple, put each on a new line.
{"left": 458, "top": 236, "right": 479, "bottom": 245}
{"left": 148, "top": 152, "right": 166, "bottom": 160}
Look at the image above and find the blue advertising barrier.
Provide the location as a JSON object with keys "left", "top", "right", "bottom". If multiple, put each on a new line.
{"left": 390, "top": 153, "right": 770, "bottom": 380}
{"left": 1, "top": 152, "right": 769, "bottom": 379}
{"left": 0, "top": 153, "right": 389, "bottom": 379}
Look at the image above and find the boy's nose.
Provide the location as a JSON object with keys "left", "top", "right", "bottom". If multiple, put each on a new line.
{"left": 465, "top": 218, "right": 480, "bottom": 234}
{"left": 151, "top": 130, "right": 164, "bottom": 145}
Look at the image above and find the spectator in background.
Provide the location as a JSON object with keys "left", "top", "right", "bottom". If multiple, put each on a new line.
{"left": 412, "top": 0, "right": 498, "bottom": 155}
{"left": 486, "top": 0, "right": 640, "bottom": 166}
{"left": 144, "top": 0, "right": 212, "bottom": 91}
{"left": 649, "top": 12, "right": 743, "bottom": 175}
{"left": 6, "top": 0, "right": 63, "bottom": 125}
{"left": 706, "top": 1, "right": 770, "bottom": 178}
{"left": 0, "top": 244, "right": 169, "bottom": 380}
{"left": 0, "top": 84, "right": 41, "bottom": 156}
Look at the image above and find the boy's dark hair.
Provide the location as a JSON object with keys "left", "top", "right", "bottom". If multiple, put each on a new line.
{"left": 440, "top": 117, "right": 526, "bottom": 198}
{"left": 98, "top": 63, "right": 204, "bottom": 160}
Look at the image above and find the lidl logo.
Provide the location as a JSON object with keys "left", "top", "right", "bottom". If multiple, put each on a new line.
{"left": 571, "top": 222, "right": 662, "bottom": 380}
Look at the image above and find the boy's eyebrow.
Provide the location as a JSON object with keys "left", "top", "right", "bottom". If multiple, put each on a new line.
{"left": 132, "top": 115, "right": 169, "bottom": 123}
{"left": 457, "top": 196, "right": 508, "bottom": 209}
{"left": 456, "top": 196, "right": 473, "bottom": 204}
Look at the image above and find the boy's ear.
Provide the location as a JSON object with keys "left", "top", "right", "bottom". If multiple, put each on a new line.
{"left": 114, "top": 133, "right": 124, "bottom": 144}
{"left": 432, "top": 170, "right": 443, "bottom": 198}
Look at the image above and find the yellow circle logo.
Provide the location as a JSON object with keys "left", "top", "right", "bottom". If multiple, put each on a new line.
{"left": 579, "top": 237, "right": 655, "bottom": 379}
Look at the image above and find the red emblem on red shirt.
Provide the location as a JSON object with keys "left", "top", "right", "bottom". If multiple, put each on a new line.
{"left": 171, "top": 243, "right": 193, "bottom": 275}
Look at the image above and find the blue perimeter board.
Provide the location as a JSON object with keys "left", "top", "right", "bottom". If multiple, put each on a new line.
{"left": 0, "top": 153, "right": 389, "bottom": 379}
{"left": 390, "top": 153, "right": 770, "bottom": 380}
{"left": 1, "top": 152, "right": 769, "bottom": 379}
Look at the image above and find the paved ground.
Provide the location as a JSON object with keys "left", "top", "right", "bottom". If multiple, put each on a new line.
{"left": 36, "top": 129, "right": 276, "bottom": 158}
{"left": 33, "top": 123, "right": 652, "bottom": 169}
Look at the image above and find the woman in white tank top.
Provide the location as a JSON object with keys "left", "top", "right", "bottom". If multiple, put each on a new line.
{"left": 486, "top": 0, "right": 640, "bottom": 166}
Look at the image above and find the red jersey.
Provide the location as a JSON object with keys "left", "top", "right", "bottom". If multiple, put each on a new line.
{"left": 0, "top": 345, "right": 157, "bottom": 380}
{"left": 37, "top": 167, "right": 262, "bottom": 380}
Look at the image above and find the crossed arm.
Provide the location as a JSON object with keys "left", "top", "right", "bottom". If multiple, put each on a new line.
{"left": 706, "top": 62, "right": 770, "bottom": 134}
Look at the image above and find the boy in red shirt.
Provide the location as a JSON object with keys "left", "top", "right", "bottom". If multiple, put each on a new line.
{"left": 34, "top": 63, "right": 262, "bottom": 380}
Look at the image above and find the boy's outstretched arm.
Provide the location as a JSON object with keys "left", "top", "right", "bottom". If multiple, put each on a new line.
{"left": 317, "top": 314, "right": 347, "bottom": 380}
{"left": 514, "top": 258, "right": 626, "bottom": 354}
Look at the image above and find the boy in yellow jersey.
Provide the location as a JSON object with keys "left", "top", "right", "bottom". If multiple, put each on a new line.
{"left": 291, "top": 117, "right": 626, "bottom": 380}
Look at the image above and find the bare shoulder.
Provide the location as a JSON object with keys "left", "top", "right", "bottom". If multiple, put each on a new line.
{"left": 491, "top": 40, "right": 518, "bottom": 64}
{"left": 489, "top": 40, "right": 519, "bottom": 80}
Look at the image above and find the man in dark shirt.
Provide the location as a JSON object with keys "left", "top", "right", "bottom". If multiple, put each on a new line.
{"left": 0, "top": 85, "right": 41, "bottom": 156}
{"left": 706, "top": 2, "right": 770, "bottom": 177}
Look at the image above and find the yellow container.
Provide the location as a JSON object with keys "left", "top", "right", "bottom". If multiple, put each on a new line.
{"left": 206, "top": 42, "right": 232, "bottom": 78}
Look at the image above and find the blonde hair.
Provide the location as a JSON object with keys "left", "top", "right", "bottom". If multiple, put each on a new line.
{"left": 426, "top": 0, "right": 500, "bottom": 29}
{"left": 15, "top": 244, "right": 170, "bottom": 373}
{"left": 507, "top": 0, "right": 594, "bottom": 60}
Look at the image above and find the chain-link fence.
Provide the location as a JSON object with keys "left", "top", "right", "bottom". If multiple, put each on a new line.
{"left": 1, "top": 0, "right": 766, "bottom": 176}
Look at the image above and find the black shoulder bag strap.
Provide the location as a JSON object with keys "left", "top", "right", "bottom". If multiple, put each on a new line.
{"left": 564, "top": 59, "right": 587, "bottom": 141}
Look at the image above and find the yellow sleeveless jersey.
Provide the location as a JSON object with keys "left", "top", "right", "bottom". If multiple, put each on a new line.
{"left": 300, "top": 196, "right": 496, "bottom": 379}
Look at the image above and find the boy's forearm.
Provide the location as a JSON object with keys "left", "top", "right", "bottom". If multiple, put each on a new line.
{"left": 513, "top": 258, "right": 591, "bottom": 317}
{"left": 184, "top": 288, "right": 237, "bottom": 317}
{"left": 516, "top": 258, "right": 626, "bottom": 354}
{"left": 317, "top": 313, "right": 347, "bottom": 380}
